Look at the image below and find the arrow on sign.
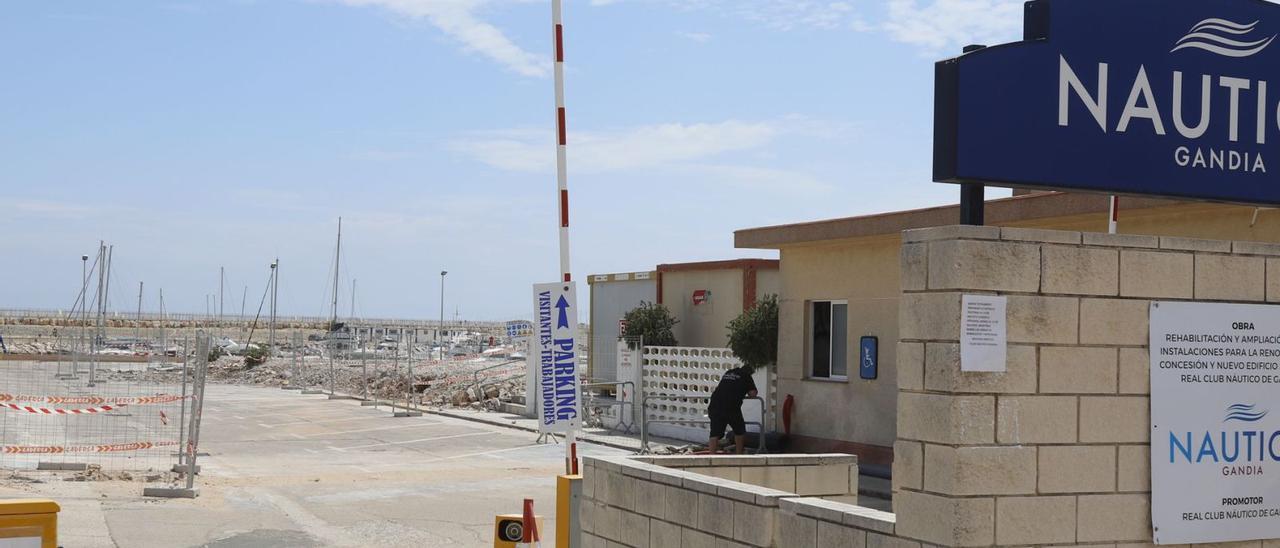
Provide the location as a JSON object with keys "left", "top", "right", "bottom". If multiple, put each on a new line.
{"left": 556, "top": 295, "right": 571, "bottom": 329}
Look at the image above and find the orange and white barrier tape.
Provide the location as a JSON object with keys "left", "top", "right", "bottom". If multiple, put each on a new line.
{"left": 2, "top": 402, "right": 123, "bottom": 415}
{"left": 0, "top": 394, "right": 188, "bottom": 406}
{"left": 1, "top": 440, "right": 179, "bottom": 454}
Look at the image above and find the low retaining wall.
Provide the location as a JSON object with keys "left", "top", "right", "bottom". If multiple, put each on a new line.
{"left": 580, "top": 454, "right": 902, "bottom": 548}
{"left": 643, "top": 454, "right": 859, "bottom": 503}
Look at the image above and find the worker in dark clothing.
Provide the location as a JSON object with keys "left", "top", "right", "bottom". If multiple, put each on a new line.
{"left": 707, "top": 366, "right": 758, "bottom": 454}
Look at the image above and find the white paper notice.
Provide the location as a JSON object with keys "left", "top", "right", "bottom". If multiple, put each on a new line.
{"left": 961, "top": 295, "right": 1007, "bottom": 372}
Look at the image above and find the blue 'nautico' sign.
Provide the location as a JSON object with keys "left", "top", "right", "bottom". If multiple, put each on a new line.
{"left": 935, "top": 0, "right": 1280, "bottom": 205}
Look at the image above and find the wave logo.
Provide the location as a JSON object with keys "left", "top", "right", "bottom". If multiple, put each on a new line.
{"left": 1224, "top": 403, "right": 1270, "bottom": 423}
{"left": 1172, "top": 18, "right": 1275, "bottom": 57}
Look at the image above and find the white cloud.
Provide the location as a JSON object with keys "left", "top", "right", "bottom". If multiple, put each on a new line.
{"left": 593, "top": 0, "right": 862, "bottom": 31}
{"left": 679, "top": 31, "right": 713, "bottom": 43}
{"left": 332, "top": 0, "right": 1021, "bottom": 72}
{"left": 450, "top": 120, "right": 780, "bottom": 173}
{"left": 334, "top": 0, "right": 549, "bottom": 77}
{"left": 344, "top": 148, "right": 419, "bottom": 162}
{"left": 730, "top": 0, "right": 858, "bottom": 31}
{"left": 681, "top": 164, "right": 834, "bottom": 193}
{"left": 593, "top": 0, "right": 1022, "bottom": 55}
{"left": 160, "top": 3, "right": 205, "bottom": 14}
{"left": 448, "top": 118, "right": 837, "bottom": 194}
{"left": 4, "top": 199, "right": 98, "bottom": 218}
{"left": 882, "top": 0, "right": 1023, "bottom": 55}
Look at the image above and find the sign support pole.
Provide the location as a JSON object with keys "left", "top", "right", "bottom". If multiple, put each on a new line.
{"left": 957, "top": 44, "right": 988, "bottom": 227}
{"left": 959, "top": 183, "right": 985, "bottom": 225}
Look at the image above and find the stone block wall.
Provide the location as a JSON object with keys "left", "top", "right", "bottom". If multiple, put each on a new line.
{"left": 579, "top": 454, "right": 894, "bottom": 548}
{"left": 895, "top": 225, "right": 1280, "bottom": 547}
{"left": 647, "top": 454, "right": 859, "bottom": 501}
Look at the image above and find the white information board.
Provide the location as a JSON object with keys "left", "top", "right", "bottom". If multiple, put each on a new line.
{"left": 961, "top": 295, "right": 1007, "bottom": 372}
{"left": 617, "top": 340, "right": 636, "bottom": 372}
{"left": 1151, "top": 301, "right": 1280, "bottom": 544}
{"left": 531, "top": 282, "right": 581, "bottom": 434}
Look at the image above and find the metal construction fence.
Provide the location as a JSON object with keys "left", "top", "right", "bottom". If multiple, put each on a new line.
{"left": 0, "top": 330, "right": 208, "bottom": 478}
{"left": 0, "top": 308, "right": 504, "bottom": 330}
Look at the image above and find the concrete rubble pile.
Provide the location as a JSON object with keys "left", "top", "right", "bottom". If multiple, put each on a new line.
{"left": 3, "top": 340, "right": 72, "bottom": 355}
{"left": 202, "top": 355, "right": 528, "bottom": 409}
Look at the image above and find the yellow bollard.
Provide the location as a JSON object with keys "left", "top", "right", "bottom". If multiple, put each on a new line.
{"left": 0, "top": 499, "right": 59, "bottom": 548}
{"left": 556, "top": 475, "right": 582, "bottom": 548}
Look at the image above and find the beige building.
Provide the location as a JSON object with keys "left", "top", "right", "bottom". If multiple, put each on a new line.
{"left": 587, "top": 271, "right": 657, "bottom": 383}
{"left": 735, "top": 192, "right": 1280, "bottom": 468}
{"left": 581, "top": 224, "right": 1280, "bottom": 548}
{"left": 656, "top": 259, "right": 780, "bottom": 348}
{"left": 586, "top": 260, "right": 780, "bottom": 383}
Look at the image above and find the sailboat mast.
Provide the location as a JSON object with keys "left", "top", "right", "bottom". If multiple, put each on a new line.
{"left": 95, "top": 243, "right": 106, "bottom": 348}
{"left": 158, "top": 288, "right": 166, "bottom": 359}
{"left": 240, "top": 285, "right": 248, "bottom": 339}
{"left": 332, "top": 217, "right": 342, "bottom": 327}
{"left": 328, "top": 218, "right": 342, "bottom": 392}
{"left": 136, "top": 281, "right": 143, "bottom": 342}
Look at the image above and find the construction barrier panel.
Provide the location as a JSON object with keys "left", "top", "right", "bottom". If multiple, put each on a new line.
{"left": 0, "top": 329, "right": 196, "bottom": 472}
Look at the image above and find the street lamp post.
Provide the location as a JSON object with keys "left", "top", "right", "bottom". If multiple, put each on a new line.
{"left": 438, "top": 271, "right": 447, "bottom": 360}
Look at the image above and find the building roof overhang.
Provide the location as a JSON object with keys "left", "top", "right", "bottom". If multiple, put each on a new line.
{"left": 734, "top": 192, "right": 1186, "bottom": 249}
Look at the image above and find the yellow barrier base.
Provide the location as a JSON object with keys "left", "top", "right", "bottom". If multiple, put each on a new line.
{"left": 556, "top": 475, "right": 582, "bottom": 548}
{"left": 0, "top": 499, "right": 59, "bottom": 548}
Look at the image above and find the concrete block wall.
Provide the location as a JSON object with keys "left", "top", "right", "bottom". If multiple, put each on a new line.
{"left": 642, "top": 454, "right": 859, "bottom": 501}
{"left": 579, "top": 454, "right": 896, "bottom": 548}
{"left": 895, "top": 225, "right": 1280, "bottom": 547}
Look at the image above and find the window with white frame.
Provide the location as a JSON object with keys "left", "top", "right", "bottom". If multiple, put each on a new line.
{"left": 809, "top": 300, "right": 848, "bottom": 379}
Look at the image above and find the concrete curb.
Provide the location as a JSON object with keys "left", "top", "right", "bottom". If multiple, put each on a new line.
{"left": 423, "top": 407, "right": 647, "bottom": 454}
{"left": 307, "top": 388, "right": 651, "bottom": 453}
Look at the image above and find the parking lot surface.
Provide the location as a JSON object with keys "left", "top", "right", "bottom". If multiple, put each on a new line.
{"left": 0, "top": 383, "right": 623, "bottom": 547}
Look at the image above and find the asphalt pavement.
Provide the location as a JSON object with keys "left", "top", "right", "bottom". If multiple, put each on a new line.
{"left": 0, "top": 384, "right": 624, "bottom": 547}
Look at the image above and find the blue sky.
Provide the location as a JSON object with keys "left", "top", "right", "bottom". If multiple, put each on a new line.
{"left": 0, "top": 0, "right": 1023, "bottom": 321}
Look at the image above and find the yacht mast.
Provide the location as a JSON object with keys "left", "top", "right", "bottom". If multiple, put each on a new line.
{"left": 331, "top": 217, "right": 341, "bottom": 329}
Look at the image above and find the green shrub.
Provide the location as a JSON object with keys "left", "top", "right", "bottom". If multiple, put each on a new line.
{"left": 727, "top": 294, "right": 778, "bottom": 373}
{"left": 243, "top": 345, "right": 270, "bottom": 367}
{"left": 622, "top": 302, "right": 678, "bottom": 348}
{"left": 207, "top": 347, "right": 226, "bottom": 363}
